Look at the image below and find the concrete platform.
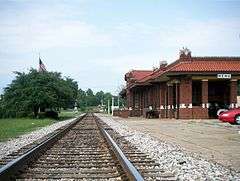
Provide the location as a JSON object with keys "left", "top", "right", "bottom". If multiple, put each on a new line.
{"left": 111, "top": 116, "right": 240, "bottom": 172}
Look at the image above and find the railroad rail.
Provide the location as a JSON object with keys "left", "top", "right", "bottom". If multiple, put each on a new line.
{"left": 0, "top": 113, "right": 176, "bottom": 180}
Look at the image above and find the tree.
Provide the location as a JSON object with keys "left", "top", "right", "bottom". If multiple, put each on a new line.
{"left": 0, "top": 69, "right": 78, "bottom": 118}
{"left": 85, "top": 88, "right": 97, "bottom": 106}
{"left": 77, "top": 89, "right": 87, "bottom": 110}
{"left": 95, "top": 91, "right": 104, "bottom": 105}
{"left": 103, "top": 92, "right": 112, "bottom": 106}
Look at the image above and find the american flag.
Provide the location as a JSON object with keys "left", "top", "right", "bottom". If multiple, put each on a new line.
{"left": 39, "top": 58, "right": 47, "bottom": 72}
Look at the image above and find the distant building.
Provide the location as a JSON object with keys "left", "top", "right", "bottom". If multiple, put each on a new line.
{"left": 124, "top": 48, "right": 240, "bottom": 119}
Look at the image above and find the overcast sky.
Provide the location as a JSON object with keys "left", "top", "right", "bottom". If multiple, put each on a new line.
{"left": 0, "top": 0, "right": 240, "bottom": 94}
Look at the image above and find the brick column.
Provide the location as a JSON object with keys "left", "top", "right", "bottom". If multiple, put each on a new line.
{"left": 230, "top": 79, "right": 238, "bottom": 108}
{"left": 140, "top": 91, "right": 143, "bottom": 115}
{"left": 167, "top": 83, "right": 174, "bottom": 118}
{"left": 175, "top": 81, "right": 180, "bottom": 119}
{"left": 179, "top": 78, "right": 192, "bottom": 119}
{"left": 147, "top": 87, "right": 151, "bottom": 107}
{"left": 201, "top": 79, "right": 209, "bottom": 118}
{"left": 159, "top": 84, "right": 166, "bottom": 118}
{"left": 127, "top": 89, "right": 132, "bottom": 108}
{"left": 127, "top": 89, "right": 133, "bottom": 116}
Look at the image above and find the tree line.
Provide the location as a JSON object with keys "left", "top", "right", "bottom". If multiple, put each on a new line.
{"left": 0, "top": 69, "right": 124, "bottom": 118}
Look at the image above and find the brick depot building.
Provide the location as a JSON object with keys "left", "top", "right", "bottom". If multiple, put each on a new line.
{"left": 124, "top": 49, "right": 240, "bottom": 119}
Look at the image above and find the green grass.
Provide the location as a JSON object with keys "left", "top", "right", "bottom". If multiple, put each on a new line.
{"left": 0, "top": 110, "right": 84, "bottom": 142}
{"left": 0, "top": 118, "right": 56, "bottom": 142}
{"left": 58, "top": 110, "right": 82, "bottom": 121}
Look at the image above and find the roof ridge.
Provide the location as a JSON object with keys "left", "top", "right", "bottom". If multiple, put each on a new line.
{"left": 131, "top": 69, "right": 153, "bottom": 72}
{"left": 192, "top": 56, "right": 240, "bottom": 60}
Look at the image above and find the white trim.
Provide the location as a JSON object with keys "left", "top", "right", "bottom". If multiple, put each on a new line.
{"left": 206, "top": 103, "right": 210, "bottom": 108}
{"left": 180, "top": 104, "right": 186, "bottom": 108}
{"left": 231, "top": 103, "right": 237, "bottom": 108}
{"left": 188, "top": 103, "right": 192, "bottom": 108}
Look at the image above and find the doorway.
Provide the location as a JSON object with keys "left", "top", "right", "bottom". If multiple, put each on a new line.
{"left": 208, "top": 80, "right": 230, "bottom": 118}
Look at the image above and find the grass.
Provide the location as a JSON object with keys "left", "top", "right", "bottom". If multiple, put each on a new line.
{"left": 58, "top": 110, "right": 82, "bottom": 121}
{"left": 0, "top": 118, "right": 56, "bottom": 142}
{"left": 0, "top": 110, "right": 83, "bottom": 142}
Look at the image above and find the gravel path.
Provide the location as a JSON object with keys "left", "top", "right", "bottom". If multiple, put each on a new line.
{"left": 96, "top": 114, "right": 240, "bottom": 181}
{"left": 0, "top": 117, "right": 80, "bottom": 159}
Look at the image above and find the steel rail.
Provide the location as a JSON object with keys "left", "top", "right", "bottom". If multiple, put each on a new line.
{"left": 0, "top": 114, "right": 86, "bottom": 181}
{"left": 96, "top": 116, "right": 144, "bottom": 181}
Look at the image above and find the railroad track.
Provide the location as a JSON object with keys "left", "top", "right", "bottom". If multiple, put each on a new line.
{"left": 0, "top": 113, "right": 176, "bottom": 180}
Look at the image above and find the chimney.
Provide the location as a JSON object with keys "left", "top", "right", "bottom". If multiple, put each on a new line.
{"left": 179, "top": 47, "right": 191, "bottom": 61}
{"left": 159, "top": 61, "right": 167, "bottom": 71}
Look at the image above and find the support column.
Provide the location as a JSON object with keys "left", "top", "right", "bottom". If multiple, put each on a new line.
{"left": 108, "top": 99, "right": 110, "bottom": 115}
{"left": 201, "top": 79, "right": 209, "bottom": 118}
{"left": 230, "top": 79, "right": 238, "bottom": 108}
{"left": 175, "top": 81, "right": 180, "bottom": 119}
{"left": 179, "top": 78, "right": 192, "bottom": 119}
{"left": 167, "top": 83, "right": 174, "bottom": 118}
{"left": 140, "top": 91, "right": 143, "bottom": 115}
{"left": 111, "top": 97, "right": 114, "bottom": 116}
{"left": 159, "top": 84, "right": 166, "bottom": 118}
{"left": 127, "top": 89, "right": 133, "bottom": 109}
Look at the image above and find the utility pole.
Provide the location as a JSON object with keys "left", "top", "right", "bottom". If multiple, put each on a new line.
{"left": 107, "top": 99, "right": 110, "bottom": 115}
{"left": 112, "top": 97, "right": 114, "bottom": 116}
{"left": 118, "top": 96, "right": 120, "bottom": 108}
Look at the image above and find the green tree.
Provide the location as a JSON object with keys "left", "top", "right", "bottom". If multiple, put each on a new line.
{"left": 1, "top": 69, "right": 78, "bottom": 118}
{"left": 95, "top": 91, "right": 104, "bottom": 105}
{"left": 86, "top": 88, "right": 97, "bottom": 106}
{"left": 77, "top": 89, "right": 87, "bottom": 110}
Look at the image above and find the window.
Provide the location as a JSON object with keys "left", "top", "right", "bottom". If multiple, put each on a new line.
{"left": 192, "top": 81, "right": 202, "bottom": 106}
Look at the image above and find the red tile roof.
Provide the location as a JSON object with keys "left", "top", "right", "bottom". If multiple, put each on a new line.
{"left": 139, "top": 69, "right": 164, "bottom": 82}
{"left": 169, "top": 59, "right": 240, "bottom": 72}
{"left": 126, "top": 56, "right": 240, "bottom": 88}
{"left": 127, "top": 70, "right": 153, "bottom": 81}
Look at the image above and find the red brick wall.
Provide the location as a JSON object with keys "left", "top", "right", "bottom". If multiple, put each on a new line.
{"left": 167, "top": 85, "right": 174, "bottom": 118}
{"left": 179, "top": 78, "right": 192, "bottom": 104}
{"left": 192, "top": 107, "right": 208, "bottom": 119}
{"left": 113, "top": 110, "right": 129, "bottom": 118}
{"left": 202, "top": 80, "right": 208, "bottom": 104}
{"left": 230, "top": 80, "right": 237, "bottom": 104}
{"left": 159, "top": 84, "right": 167, "bottom": 118}
{"left": 179, "top": 109, "right": 192, "bottom": 119}
{"left": 130, "top": 109, "right": 141, "bottom": 117}
{"left": 179, "top": 78, "right": 192, "bottom": 119}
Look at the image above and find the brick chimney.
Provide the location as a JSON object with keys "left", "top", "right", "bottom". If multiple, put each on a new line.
{"left": 159, "top": 61, "right": 168, "bottom": 71}
{"left": 179, "top": 47, "right": 192, "bottom": 61}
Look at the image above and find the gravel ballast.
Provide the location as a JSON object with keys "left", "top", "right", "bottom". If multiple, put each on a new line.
{"left": 0, "top": 117, "right": 80, "bottom": 159}
{"left": 96, "top": 114, "right": 240, "bottom": 180}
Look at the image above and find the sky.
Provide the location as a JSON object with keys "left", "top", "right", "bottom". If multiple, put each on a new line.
{"left": 0, "top": 0, "right": 240, "bottom": 95}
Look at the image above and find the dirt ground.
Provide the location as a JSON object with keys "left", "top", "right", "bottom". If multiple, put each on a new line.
{"left": 112, "top": 116, "right": 240, "bottom": 172}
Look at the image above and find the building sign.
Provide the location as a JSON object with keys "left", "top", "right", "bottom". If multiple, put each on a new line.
{"left": 217, "top": 74, "right": 231, "bottom": 79}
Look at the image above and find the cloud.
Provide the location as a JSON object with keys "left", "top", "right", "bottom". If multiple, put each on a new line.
{"left": 112, "top": 18, "right": 240, "bottom": 56}
{"left": 0, "top": 2, "right": 113, "bottom": 53}
{"left": 0, "top": 1, "right": 239, "bottom": 95}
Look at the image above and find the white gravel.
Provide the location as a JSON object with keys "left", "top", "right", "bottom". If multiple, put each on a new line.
{"left": 0, "top": 117, "right": 80, "bottom": 159}
{"left": 96, "top": 114, "right": 240, "bottom": 181}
